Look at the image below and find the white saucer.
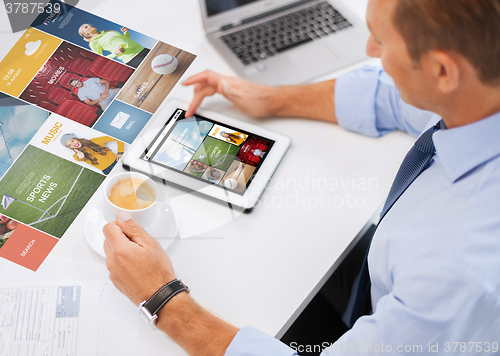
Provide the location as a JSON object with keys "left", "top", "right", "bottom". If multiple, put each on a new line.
{"left": 84, "top": 197, "right": 178, "bottom": 258}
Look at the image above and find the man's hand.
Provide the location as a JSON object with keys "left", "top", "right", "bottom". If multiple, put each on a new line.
{"left": 182, "top": 70, "right": 276, "bottom": 118}
{"left": 120, "top": 27, "right": 129, "bottom": 34}
{"left": 103, "top": 215, "right": 239, "bottom": 355}
{"left": 182, "top": 70, "right": 338, "bottom": 123}
{"left": 103, "top": 212, "right": 176, "bottom": 305}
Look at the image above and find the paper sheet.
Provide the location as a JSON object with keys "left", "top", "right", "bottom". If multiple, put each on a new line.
{"left": 0, "top": 256, "right": 141, "bottom": 356}
{"left": 0, "top": 285, "right": 96, "bottom": 356}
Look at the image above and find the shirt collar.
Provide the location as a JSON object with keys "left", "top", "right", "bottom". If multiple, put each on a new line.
{"left": 91, "top": 31, "right": 106, "bottom": 41}
{"left": 433, "top": 111, "right": 500, "bottom": 182}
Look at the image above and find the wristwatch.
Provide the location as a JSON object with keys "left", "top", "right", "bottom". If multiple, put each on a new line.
{"left": 139, "top": 279, "right": 189, "bottom": 330}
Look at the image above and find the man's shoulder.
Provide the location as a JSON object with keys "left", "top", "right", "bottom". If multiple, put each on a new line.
{"left": 76, "top": 87, "right": 87, "bottom": 100}
{"left": 84, "top": 78, "right": 99, "bottom": 85}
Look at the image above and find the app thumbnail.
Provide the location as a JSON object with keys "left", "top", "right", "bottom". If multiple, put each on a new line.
{"left": 151, "top": 119, "right": 213, "bottom": 171}
{"left": 32, "top": 0, "right": 157, "bottom": 68}
{"left": 0, "top": 28, "right": 62, "bottom": 97}
{"left": 201, "top": 167, "right": 225, "bottom": 184}
{"left": 0, "top": 95, "right": 50, "bottom": 178}
{"left": 0, "top": 145, "right": 105, "bottom": 238}
{"left": 236, "top": 137, "right": 271, "bottom": 166}
{"left": 0, "top": 215, "right": 19, "bottom": 250}
{"left": 219, "top": 161, "right": 256, "bottom": 193}
{"left": 183, "top": 160, "right": 208, "bottom": 178}
{"left": 92, "top": 100, "right": 152, "bottom": 144}
{"left": 116, "top": 42, "right": 196, "bottom": 113}
{"left": 31, "top": 115, "right": 127, "bottom": 175}
{"left": 208, "top": 124, "right": 248, "bottom": 146}
{"left": 0, "top": 221, "right": 58, "bottom": 271}
{"left": 191, "top": 136, "right": 241, "bottom": 172}
{"left": 19, "top": 41, "right": 134, "bottom": 126}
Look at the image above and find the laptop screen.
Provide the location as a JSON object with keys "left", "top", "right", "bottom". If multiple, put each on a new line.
{"left": 206, "top": 0, "right": 260, "bottom": 17}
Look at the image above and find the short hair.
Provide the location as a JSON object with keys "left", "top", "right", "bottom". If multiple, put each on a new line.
{"left": 68, "top": 79, "right": 78, "bottom": 87}
{"left": 78, "top": 24, "right": 90, "bottom": 38}
{"left": 78, "top": 24, "right": 96, "bottom": 42}
{"left": 393, "top": 0, "right": 500, "bottom": 86}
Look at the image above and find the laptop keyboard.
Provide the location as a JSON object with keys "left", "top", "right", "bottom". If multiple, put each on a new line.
{"left": 221, "top": 1, "right": 353, "bottom": 66}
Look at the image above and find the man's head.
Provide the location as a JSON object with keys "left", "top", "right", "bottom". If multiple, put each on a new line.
{"left": 393, "top": 0, "right": 500, "bottom": 87}
{"left": 366, "top": 0, "right": 500, "bottom": 124}
{"left": 68, "top": 79, "right": 83, "bottom": 88}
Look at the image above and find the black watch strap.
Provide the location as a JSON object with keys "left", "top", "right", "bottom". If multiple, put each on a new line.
{"left": 139, "top": 279, "right": 189, "bottom": 330}
{"left": 145, "top": 279, "right": 189, "bottom": 315}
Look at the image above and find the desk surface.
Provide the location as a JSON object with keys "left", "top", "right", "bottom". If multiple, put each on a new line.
{"left": 0, "top": 0, "right": 415, "bottom": 354}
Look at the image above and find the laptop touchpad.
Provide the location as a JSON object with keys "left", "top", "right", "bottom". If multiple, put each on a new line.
{"left": 286, "top": 43, "right": 339, "bottom": 76}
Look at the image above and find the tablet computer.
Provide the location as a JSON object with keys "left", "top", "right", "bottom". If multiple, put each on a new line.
{"left": 122, "top": 99, "right": 291, "bottom": 210}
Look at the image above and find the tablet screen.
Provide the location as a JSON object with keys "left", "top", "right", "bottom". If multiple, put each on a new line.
{"left": 141, "top": 109, "right": 275, "bottom": 195}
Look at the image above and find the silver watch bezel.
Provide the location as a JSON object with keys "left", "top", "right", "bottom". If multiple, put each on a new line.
{"left": 139, "top": 301, "right": 158, "bottom": 331}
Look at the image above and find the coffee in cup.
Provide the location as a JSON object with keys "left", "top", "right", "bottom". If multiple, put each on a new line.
{"left": 107, "top": 178, "right": 155, "bottom": 210}
{"left": 103, "top": 172, "right": 159, "bottom": 227}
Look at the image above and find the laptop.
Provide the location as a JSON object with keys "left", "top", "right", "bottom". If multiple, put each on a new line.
{"left": 199, "top": 0, "right": 370, "bottom": 85}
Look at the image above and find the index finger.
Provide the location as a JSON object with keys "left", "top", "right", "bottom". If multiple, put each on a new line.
{"left": 182, "top": 70, "right": 224, "bottom": 87}
{"left": 185, "top": 85, "right": 216, "bottom": 117}
{"left": 182, "top": 71, "right": 211, "bottom": 86}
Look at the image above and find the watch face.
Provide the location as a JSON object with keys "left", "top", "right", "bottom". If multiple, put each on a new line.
{"left": 139, "top": 302, "right": 158, "bottom": 330}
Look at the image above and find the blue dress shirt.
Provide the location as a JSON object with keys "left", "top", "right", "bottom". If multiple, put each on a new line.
{"left": 224, "top": 66, "right": 500, "bottom": 355}
{"left": 77, "top": 77, "right": 105, "bottom": 102}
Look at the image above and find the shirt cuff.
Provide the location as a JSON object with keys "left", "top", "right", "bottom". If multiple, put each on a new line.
{"left": 225, "top": 326, "right": 298, "bottom": 356}
{"left": 334, "top": 65, "right": 385, "bottom": 138}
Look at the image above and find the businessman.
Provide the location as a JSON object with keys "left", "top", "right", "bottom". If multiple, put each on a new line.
{"left": 103, "top": 0, "right": 500, "bottom": 354}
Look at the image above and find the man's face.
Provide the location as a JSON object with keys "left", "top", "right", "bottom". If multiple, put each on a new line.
{"left": 71, "top": 80, "right": 83, "bottom": 88}
{"left": 365, "top": 0, "right": 434, "bottom": 110}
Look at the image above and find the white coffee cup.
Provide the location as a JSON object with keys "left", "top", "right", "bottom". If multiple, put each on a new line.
{"left": 103, "top": 172, "right": 159, "bottom": 227}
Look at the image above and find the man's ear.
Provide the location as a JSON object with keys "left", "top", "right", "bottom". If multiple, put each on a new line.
{"left": 428, "top": 51, "right": 460, "bottom": 94}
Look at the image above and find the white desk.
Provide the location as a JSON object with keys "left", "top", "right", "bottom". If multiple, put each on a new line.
{"left": 0, "top": 1, "right": 415, "bottom": 354}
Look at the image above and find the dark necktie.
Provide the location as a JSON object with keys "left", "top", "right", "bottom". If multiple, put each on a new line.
{"left": 346, "top": 120, "right": 442, "bottom": 327}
